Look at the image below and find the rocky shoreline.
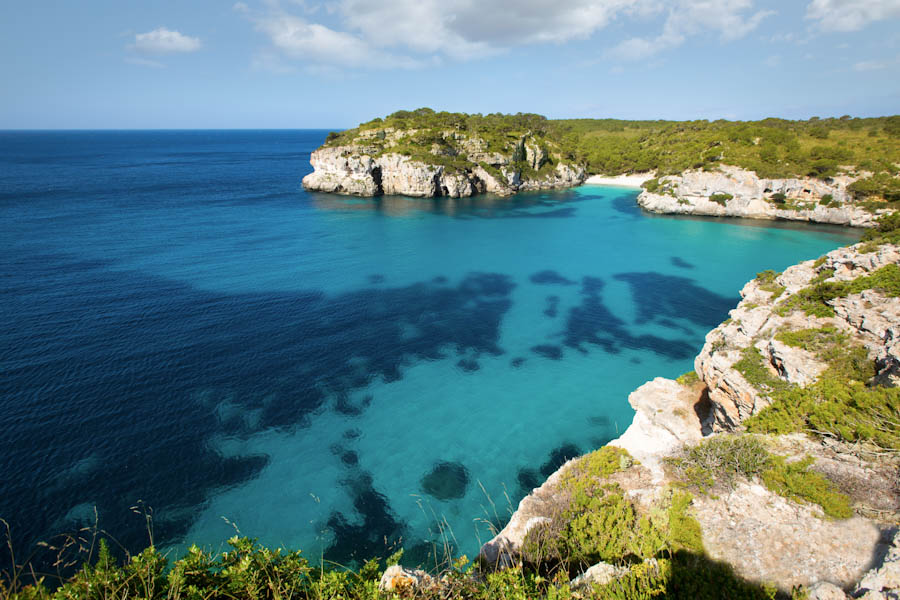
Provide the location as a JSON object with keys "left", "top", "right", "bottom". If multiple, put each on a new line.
{"left": 474, "top": 242, "right": 900, "bottom": 597}
{"left": 304, "top": 144, "right": 893, "bottom": 228}
{"left": 636, "top": 165, "right": 889, "bottom": 228}
{"left": 302, "top": 137, "right": 586, "bottom": 198}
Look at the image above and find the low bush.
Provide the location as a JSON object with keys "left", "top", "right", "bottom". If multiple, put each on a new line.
{"left": 777, "top": 264, "right": 900, "bottom": 318}
{"left": 709, "top": 193, "right": 733, "bottom": 206}
{"left": 734, "top": 347, "right": 792, "bottom": 396}
{"left": 667, "top": 436, "right": 770, "bottom": 493}
{"left": 668, "top": 435, "right": 853, "bottom": 519}
{"left": 754, "top": 270, "right": 786, "bottom": 299}
{"left": 761, "top": 456, "right": 853, "bottom": 519}
{"left": 676, "top": 370, "right": 700, "bottom": 386}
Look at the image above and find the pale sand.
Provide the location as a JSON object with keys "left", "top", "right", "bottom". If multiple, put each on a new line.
{"left": 583, "top": 172, "right": 655, "bottom": 188}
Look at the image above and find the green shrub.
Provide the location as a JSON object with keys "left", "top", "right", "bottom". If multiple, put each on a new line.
{"left": 642, "top": 178, "right": 660, "bottom": 193}
{"left": 862, "top": 212, "right": 900, "bottom": 245}
{"left": 668, "top": 436, "right": 853, "bottom": 520}
{"left": 818, "top": 194, "right": 834, "bottom": 206}
{"left": 561, "top": 446, "right": 634, "bottom": 487}
{"left": 769, "top": 192, "right": 787, "bottom": 204}
{"left": 761, "top": 456, "right": 853, "bottom": 519}
{"left": 778, "top": 264, "right": 900, "bottom": 318}
{"left": 745, "top": 327, "right": 898, "bottom": 450}
{"left": 775, "top": 326, "right": 841, "bottom": 352}
{"left": 734, "top": 347, "right": 792, "bottom": 396}
{"left": 667, "top": 435, "right": 770, "bottom": 493}
{"left": 676, "top": 371, "right": 700, "bottom": 386}
{"left": 709, "top": 193, "right": 733, "bottom": 206}
{"left": 755, "top": 270, "right": 786, "bottom": 299}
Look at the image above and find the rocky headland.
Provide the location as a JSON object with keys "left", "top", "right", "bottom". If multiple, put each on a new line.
{"left": 302, "top": 129, "right": 585, "bottom": 198}
{"left": 637, "top": 165, "right": 891, "bottom": 228}
{"left": 471, "top": 240, "right": 900, "bottom": 597}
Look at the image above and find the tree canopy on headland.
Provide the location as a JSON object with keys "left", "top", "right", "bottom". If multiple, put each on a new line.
{"left": 324, "top": 108, "right": 900, "bottom": 202}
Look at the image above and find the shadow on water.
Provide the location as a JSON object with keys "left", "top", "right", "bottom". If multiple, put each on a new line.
{"left": 613, "top": 272, "right": 738, "bottom": 329}
{"left": 563, "top": 277, "right": 698, "bottom": 360}
{"left": 0, "top": 251, "right": 515, "bottom": 570}
{"left": 530, "top": 270, "right": 576, "bottom": 286}
{"left": 308, "top": 188, "right": 585, "bottom": 220}
{"left": 670, "top": 256, "right": 695, "bottom": 269}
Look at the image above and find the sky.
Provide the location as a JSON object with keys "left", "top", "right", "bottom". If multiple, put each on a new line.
{"left": 1, "top": 0, "right": 899, "bottom": 129}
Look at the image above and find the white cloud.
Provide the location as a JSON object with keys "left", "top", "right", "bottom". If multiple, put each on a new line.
{"left": 853, "top": 57, "right": 899, "bottom": 71}
{"left": 338, "top": 0, "right": 636, "bottom": 59}
{"left": 133, "top": 27, "right": 201, "bottom": 54}
{"left": 244, "top": 0, "right": 774, "bottom": 70}
{"left": 806, "top": 0, "right": 900, "bottom": 32}
{"left": 254, "top": 13, "right": 422, "bottom": 68}
{"left": 607, "top": 0, "right": 774, "bottom": 61}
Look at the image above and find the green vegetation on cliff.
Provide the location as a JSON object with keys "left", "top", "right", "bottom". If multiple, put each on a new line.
{"left": 666, "top": 435, "right": 853, "bottom": 519}
{"left": 325, "top": 108, "right": 900, "bottom": 201}
{"left": 745, "top": 317, "right": 900, "bottom": 452}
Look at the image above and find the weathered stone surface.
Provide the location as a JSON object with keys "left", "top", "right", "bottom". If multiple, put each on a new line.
{"left": 695, "top": 243, "right": 900, "bottom": 431}
{"left": 807, "top": 581, "right": 849, "bottom": 600}
{"left": 378, "top": 565, "right": 435, "bottom": 593}
{"left": 570, "top": 561, "right": 629, "bottom": 588}
{"left": 768, "top": 339, "right": 827, "bottom": 386}
{"left": 693, "top": 480, "right": 890, "bottom": 589}
{"left": 609, "top": 377, "right": 706, "bottom": 481}
{"left": 301, "top": 146, "right": 381, "bottom": 196}
{"left": 853, "top": 530, "right": 900, "bottom": 600}
{"left": 637, "top": 165, "right": 888, "bottom": 227}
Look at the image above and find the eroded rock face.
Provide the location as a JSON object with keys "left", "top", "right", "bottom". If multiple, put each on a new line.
{"left": 695, "top": 243, "right": 900, "bottom": 430}
{"left": 608, "top": 377, "right": 706, "bottom": 481}
{"left": 637, "top": 165, "right": 887, "bottom": 227}
{"left": 302, "top": 134, "right": 585, "bottom": 198}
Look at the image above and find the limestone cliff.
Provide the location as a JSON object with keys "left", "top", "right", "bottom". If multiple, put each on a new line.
{"left": 697, "top": 243, "right": 900, "bottom": 430}
{"left": 637, "top": 165, "right": 890, "bottom": 227}
{"left": 478, "top": 242, "right": 900, "bottom": 596}
{"left": 302, "top": 130, "right": 585, "bottom": 198}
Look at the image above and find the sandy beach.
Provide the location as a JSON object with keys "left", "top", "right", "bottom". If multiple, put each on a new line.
{"left": 583, "top": 173, "right": 655, "bottom": 188}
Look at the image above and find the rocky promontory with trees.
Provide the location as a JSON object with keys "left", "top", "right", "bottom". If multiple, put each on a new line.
{"left": 304, "top": 108, "right": 899, "bottom": 227}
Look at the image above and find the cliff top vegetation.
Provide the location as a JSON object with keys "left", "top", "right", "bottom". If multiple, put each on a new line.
{"left": 324, "top": 108, "right": 900, "bottom": 200}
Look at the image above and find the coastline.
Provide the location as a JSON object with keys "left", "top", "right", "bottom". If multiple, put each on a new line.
{"left": 582, "top": 173, "right": 655, "bottom": 188}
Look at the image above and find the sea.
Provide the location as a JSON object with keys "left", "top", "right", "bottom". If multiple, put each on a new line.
{"left": 0, "top": 130, "right": 858, "bottom": 570}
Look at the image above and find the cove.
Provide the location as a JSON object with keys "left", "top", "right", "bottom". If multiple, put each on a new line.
{"left": 0, "top": 131, "right": 857, "bottom": 569}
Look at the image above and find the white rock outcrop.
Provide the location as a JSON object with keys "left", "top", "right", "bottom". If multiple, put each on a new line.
{"left": 696, "top": 243, "right": 900, "bottom": 430}
{"left": 302, "top": 135, "right": 585, "bottom": 198}
{"left": 637, "top": 165, "right": 887, "bottom": 227}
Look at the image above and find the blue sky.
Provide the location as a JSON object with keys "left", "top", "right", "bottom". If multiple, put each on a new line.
{"left": 2, "top": 0, "right": 899, "bottom": 129}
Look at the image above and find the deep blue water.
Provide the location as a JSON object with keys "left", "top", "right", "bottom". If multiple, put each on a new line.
{"left": 0, "top": 130, "right": 857, "bottom": 570}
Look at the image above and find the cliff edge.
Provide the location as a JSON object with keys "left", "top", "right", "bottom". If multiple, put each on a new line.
{"left": 478, "top": 239, "right": 900, "bottom": 597}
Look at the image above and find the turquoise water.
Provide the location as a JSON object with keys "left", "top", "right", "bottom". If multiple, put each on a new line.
{"left": 184, "top": 186, "right": 857, "bottom": 564}
{"left": 0, "top": 131, "right": 857, "bottom": 569}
